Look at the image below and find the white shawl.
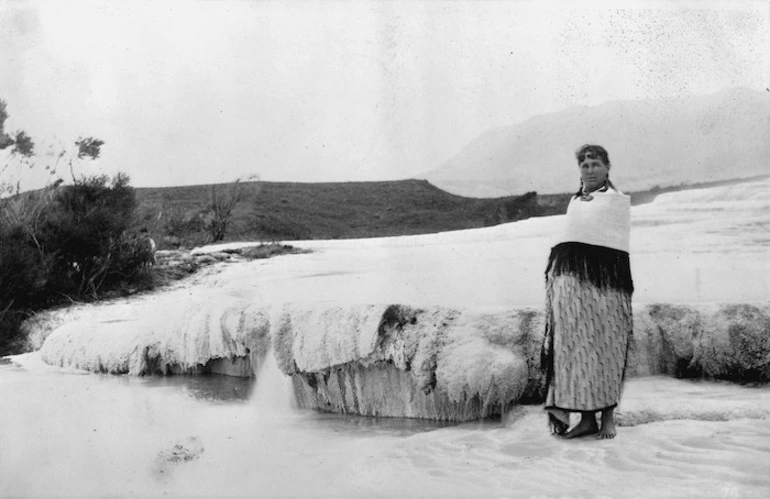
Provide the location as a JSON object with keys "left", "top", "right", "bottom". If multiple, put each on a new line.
{"left": 558, "top": 187, "right": 631, "bottom": 253}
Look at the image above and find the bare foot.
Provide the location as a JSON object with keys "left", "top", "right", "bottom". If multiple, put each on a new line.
{"left": 597, "top": 409, "right": 617, "bottom": 439}
{"left": 564, "top": 413, "right": 598, "bottom": 439}
{"left": 546, "top": 409, "right": 570, "bottom": 435}
{"left": 547, "top": 408, "right": 570, "bottom": 425}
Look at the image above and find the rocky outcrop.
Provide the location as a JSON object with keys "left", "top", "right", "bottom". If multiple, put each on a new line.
{"left": 632, "top": 303, "right": 770, "bottom": 381}
{"left": 278, "top": 305, "right": 541, "bottom": 421}
{"left": 38, "top": 297, "right": 271, "bottom": 376}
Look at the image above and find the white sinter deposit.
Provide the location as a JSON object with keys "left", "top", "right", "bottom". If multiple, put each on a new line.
{"left": 27, "top": 178, "right": 770, "bottom": 421}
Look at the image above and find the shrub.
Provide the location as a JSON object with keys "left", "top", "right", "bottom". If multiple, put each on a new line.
{"left": 36, "top": 173, "right": 138, "bottom": 298}
{"left": 1, "top": 99, "right": 160, "bottom": 354}
{"left": 0, "top": 172, "right": 156, "bottom": 354}
{"left": 0, "top": 308, "right": 28, "bottom": 356}
{"left": 0, "top": 222, "right": 50, "bottom": 307}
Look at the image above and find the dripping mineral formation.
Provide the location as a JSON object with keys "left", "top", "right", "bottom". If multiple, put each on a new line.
{"left": 28, "top": 178, "right": 770, "bottom": 421}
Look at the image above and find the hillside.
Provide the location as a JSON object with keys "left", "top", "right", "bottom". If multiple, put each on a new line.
{"left": 133, "top": 179, "right": 544, "bottom": 248}
{"left": 132, "top": 176, "right": 767, "bottom": 249}
{"left": 422, "top": 87, "right": 770, "bottom": 197}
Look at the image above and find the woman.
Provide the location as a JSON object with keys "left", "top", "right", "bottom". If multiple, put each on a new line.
{"left": 541, "top": 144, "right": 633, "bottom": 439}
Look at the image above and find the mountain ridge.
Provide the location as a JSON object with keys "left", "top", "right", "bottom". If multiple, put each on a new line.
{"left": 420, "top": 87, "right": 770, "bottom": 197}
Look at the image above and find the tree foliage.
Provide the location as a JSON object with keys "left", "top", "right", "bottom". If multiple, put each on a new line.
{"left": 0, "top": 100, "right": 34, "bottom": 159}
{"left": 10, "top": 131, "right": 34, "bottom": 157}
{"left": 39, "top": 173, "right": 139, "bottom": 297}
{"left": 0, "top": 99, "right": 152, "bottom": 355}
{"left": 75, "top": 137, "right": 104, "bottom": 160}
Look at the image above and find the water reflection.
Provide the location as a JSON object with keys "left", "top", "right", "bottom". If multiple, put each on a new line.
{"left": 1, "top": 356, "right": 502, "bottom": 440}
{"left": 137, "top": 374, "right": 255, "bottom": 403}
{"left": 308, "top": 412, "right": 460, "bottom": 437}
{"left": 119, "top": 371, "right": 463, "bottom": 436}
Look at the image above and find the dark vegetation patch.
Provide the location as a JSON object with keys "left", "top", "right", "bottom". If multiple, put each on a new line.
{"left": 238, "top": 243, "right": 308, "bottom": 260}
{"left": 132, "top": 179, "right": 547, "bottom": 248}
{"left": 0, "top": 175, "right": 303, "bottom": 357}
{"left": 1, "top": 174, "right": 152, "bottom": 354}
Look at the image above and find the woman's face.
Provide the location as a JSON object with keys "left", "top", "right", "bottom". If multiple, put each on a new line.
{"left": 579, "top": 152, "right": 609, "bottom": 192}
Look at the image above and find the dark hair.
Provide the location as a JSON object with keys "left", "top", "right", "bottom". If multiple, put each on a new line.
{"left": 575, "top": 144, "right": 610, "bottom": 166}
{"left": 573, "top": 144, "right": 615, "bottom": 197}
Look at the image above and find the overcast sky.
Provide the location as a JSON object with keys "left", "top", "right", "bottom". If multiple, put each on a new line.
{"left": 1, "top": 0, "right": 768, "bottom": 189}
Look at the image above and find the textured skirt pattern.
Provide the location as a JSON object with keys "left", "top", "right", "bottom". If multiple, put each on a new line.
{"left": 543, "top": 272, "right": 633, "bottom": 411}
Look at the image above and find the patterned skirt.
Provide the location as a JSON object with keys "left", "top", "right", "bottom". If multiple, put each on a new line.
{"left": 542, "top": 242, "right": 634, "bottom": 412}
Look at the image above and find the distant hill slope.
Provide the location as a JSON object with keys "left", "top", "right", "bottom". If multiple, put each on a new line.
{"left": 421, "top": 87, "right": 770, "bottom": 197}
{"left": 134, "top": 179, "right": 544, "bottom": 248}
{"left": 133, "top": 176, "right": 765, "bottom": 249}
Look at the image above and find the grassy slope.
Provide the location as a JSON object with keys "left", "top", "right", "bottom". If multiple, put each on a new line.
{"left": 134, "top": 175, "right": 770, "bottom": 248}
{"left": 135, "top": 179, "right": 526, "bottom": 246}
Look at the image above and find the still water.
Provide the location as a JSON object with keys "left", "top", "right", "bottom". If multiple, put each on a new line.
{"left": 0, "top": 353, "right": 476, "bottom": 498}
{"left": 3, "top": 353, "right": 769, "bottom": 498}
